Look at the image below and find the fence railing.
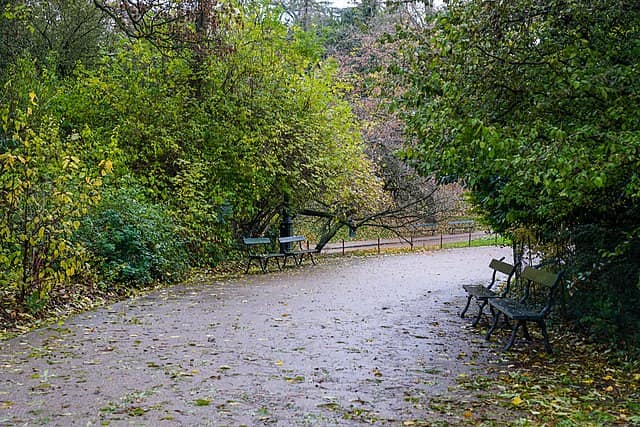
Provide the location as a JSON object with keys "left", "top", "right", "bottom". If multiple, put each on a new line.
{"left": 322, "top": 229, "right": 500, "bottom": 255}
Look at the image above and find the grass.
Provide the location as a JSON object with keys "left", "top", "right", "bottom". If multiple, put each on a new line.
{"left": 323, "top": 234, "right": 511, "bottom": 257}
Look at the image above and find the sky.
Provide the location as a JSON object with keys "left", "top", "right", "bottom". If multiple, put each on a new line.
{"left": 328, "top": 0, "right": 445, "bottom": 9}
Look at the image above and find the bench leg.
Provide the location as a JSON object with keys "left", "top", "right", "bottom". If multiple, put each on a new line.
{"left": 485, "top": 308, "right": 501, "bottom": 341}
{"left": 246, "top": 258, "right": 259, "bottom": 274}
{"left": 260, "top": 258, "right": 269, "bottom": 273}
{"left": 309, "top": 252, "right": 316, "bottom": 265}
{"left": 504, "top": 320, "right": 523, "bottom": 351}
{"left": 538, "top": 321, "right": 553, "bottom": 354}
{"left": 460, "top": 295, "right": 473, "bottom": 318}
{"left": 275, "top": 257, "right": 283, "bottom": 271}
{"left": 522, "top": 323, "right": 532, "bottom": 341}
{"left": 471, "top": 300, "right": 488, "bottom": 327}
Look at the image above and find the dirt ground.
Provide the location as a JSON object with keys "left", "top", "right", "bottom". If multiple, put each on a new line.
{"left": 0, "top": 246, "right": 514, "bottom": 426}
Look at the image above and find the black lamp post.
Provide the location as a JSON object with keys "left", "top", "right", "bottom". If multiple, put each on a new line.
{"left": 280, "top": 193, "right": 293, "bottom": 252}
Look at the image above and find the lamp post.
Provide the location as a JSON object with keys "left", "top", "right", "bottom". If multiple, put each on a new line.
{"left": 280, "top": 193, "right": 293, "bottom": 252}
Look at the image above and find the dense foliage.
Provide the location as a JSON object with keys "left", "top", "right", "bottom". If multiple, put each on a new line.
{"left": 76, "top": 186, "right": 189, "bottom": 288}
{"left": 399, "top": 0, "right": 640, "bottom": 342}
{"left": 0, "top": 0, "right": 386, "bottom": 320}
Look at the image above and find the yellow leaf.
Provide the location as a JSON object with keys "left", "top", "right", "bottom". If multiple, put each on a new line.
{"left": 463, "top": 410, "right": 473, "bottom": 418}
{"left": 511, "top": 396, "right": 524, "bottom": 406}
{"left": 275, "top": 360, "right": 284, "bottom": 366}
{"left": 605, "top": 386, "right": 614, "bottom": 392}
{"left": 603, "top": 375, "right": 614, "bottom": 381}
{"left": 403, "top": 421, "right": 416, "bottom": 426}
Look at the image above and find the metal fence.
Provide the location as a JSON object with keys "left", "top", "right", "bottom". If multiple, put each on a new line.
{"left": 322, "top": 230, "right": 498, "bottom": 255}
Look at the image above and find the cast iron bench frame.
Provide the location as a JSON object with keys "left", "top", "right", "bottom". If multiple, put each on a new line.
{"left": 460, "top": 257, "right": 519, "bottom": 326}
{"left": 242, "top": 237, "right": 285, "bottom": 274}
{"left": 486, "top": 266, "right": 564, "bottom": 353}
{"left": 278, "top": 235, "right": 318, "bottom": 267}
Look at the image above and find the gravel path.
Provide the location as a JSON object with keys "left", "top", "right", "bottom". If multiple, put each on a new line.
{"left": 0, "top": 246, "right": 512, "bottom": 426}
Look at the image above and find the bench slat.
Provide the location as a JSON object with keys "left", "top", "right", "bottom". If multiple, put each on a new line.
{"left": 521, "top": 266, "right": 560, "bottom": 288}
{"left": 278, "top": 235, "right": 305, "bottom": 244}
{"left": 489, "top": 259, "right": 517, "bottom": 276}
{"left": 462, "top": 284, "right": 499, "bottom": 299}
{"left": 488, "top": 298, "right": 544, "bottom": 321}
{"left": 243, "top": 237, "right": 271, "bottom": 245}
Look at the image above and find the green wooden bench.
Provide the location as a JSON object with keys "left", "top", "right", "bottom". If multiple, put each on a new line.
{"left": 278, "top": 235, "right": 319, "bottom": 267}
{"left": 447, "top": 219, "right": 474, "bottom": 234}
{"left": 413, "top": 222, "right": 438, "bottom": 236}
{"left": 460, "top": 257, "right": 518, "bottom": 326}
{"left": 486, "top": 266, "right": 564, "bottom": 353}
{"left": 243, "top": 237, "right": 285, "bottom": 274}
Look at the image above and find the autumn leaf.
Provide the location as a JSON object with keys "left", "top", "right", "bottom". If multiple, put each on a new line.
{"left": 511, "top": 396, "right": 524, "bottom": 406}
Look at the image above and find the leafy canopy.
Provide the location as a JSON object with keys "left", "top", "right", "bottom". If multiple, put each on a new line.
{"left": 398, "top": 0, "right": 640, "bottom": 340}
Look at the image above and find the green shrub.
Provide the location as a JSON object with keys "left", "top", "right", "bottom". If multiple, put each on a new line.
{"left": 566, "top": 225, "right": 640, "bottom": 346}
{"left": 77, "top": 186, "right": 188, "bottom": 290}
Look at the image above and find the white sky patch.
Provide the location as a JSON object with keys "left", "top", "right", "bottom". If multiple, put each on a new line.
{"left": 327, "top": 0, "right": 445, "bottom": 9}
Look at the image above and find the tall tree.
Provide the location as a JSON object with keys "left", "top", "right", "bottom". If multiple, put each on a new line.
{"left": 307, "top": 0, "right": 464, "bottom": 245}
{"left": 399, "top": 0, "right": 640, "bottom": 340}
{"left": 92, "top": 0, "right": 237, "bottom": 54}
{"left": 1, "top": 0, "right": 113, "bottom": 76}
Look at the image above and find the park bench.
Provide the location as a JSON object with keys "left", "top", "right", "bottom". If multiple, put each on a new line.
{"left": 413, "top": 222, "right": 438, "bottom": 236}
{"left": 447, "top": 220, "right": 474, "bottom": 234}
{"left": 243, "top": 237, "right": 285, "bottom": 274}
{"left": 486, "top": 266, "right": 564, "bottom": 353}
{"left": 460, "top": 257, "right": 518, "bottom": 327}
{"left": 278, "top": 235, "right": 319, "bottom": 267}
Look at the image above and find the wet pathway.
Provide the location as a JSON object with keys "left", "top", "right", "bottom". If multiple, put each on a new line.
{"left": 0, "top": 246, "right": 511, "bottom": 426}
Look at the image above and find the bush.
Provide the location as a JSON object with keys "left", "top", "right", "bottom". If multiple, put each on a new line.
{"left": 565, "top": 225, "right": 640, "bottom": 346}
{"left": 77, "top": 186, "right": 189, "bottom": 290}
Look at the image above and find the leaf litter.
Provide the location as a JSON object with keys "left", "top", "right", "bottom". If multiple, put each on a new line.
{"left": 0, "top": 247, "right": 638, "bottom": 426}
